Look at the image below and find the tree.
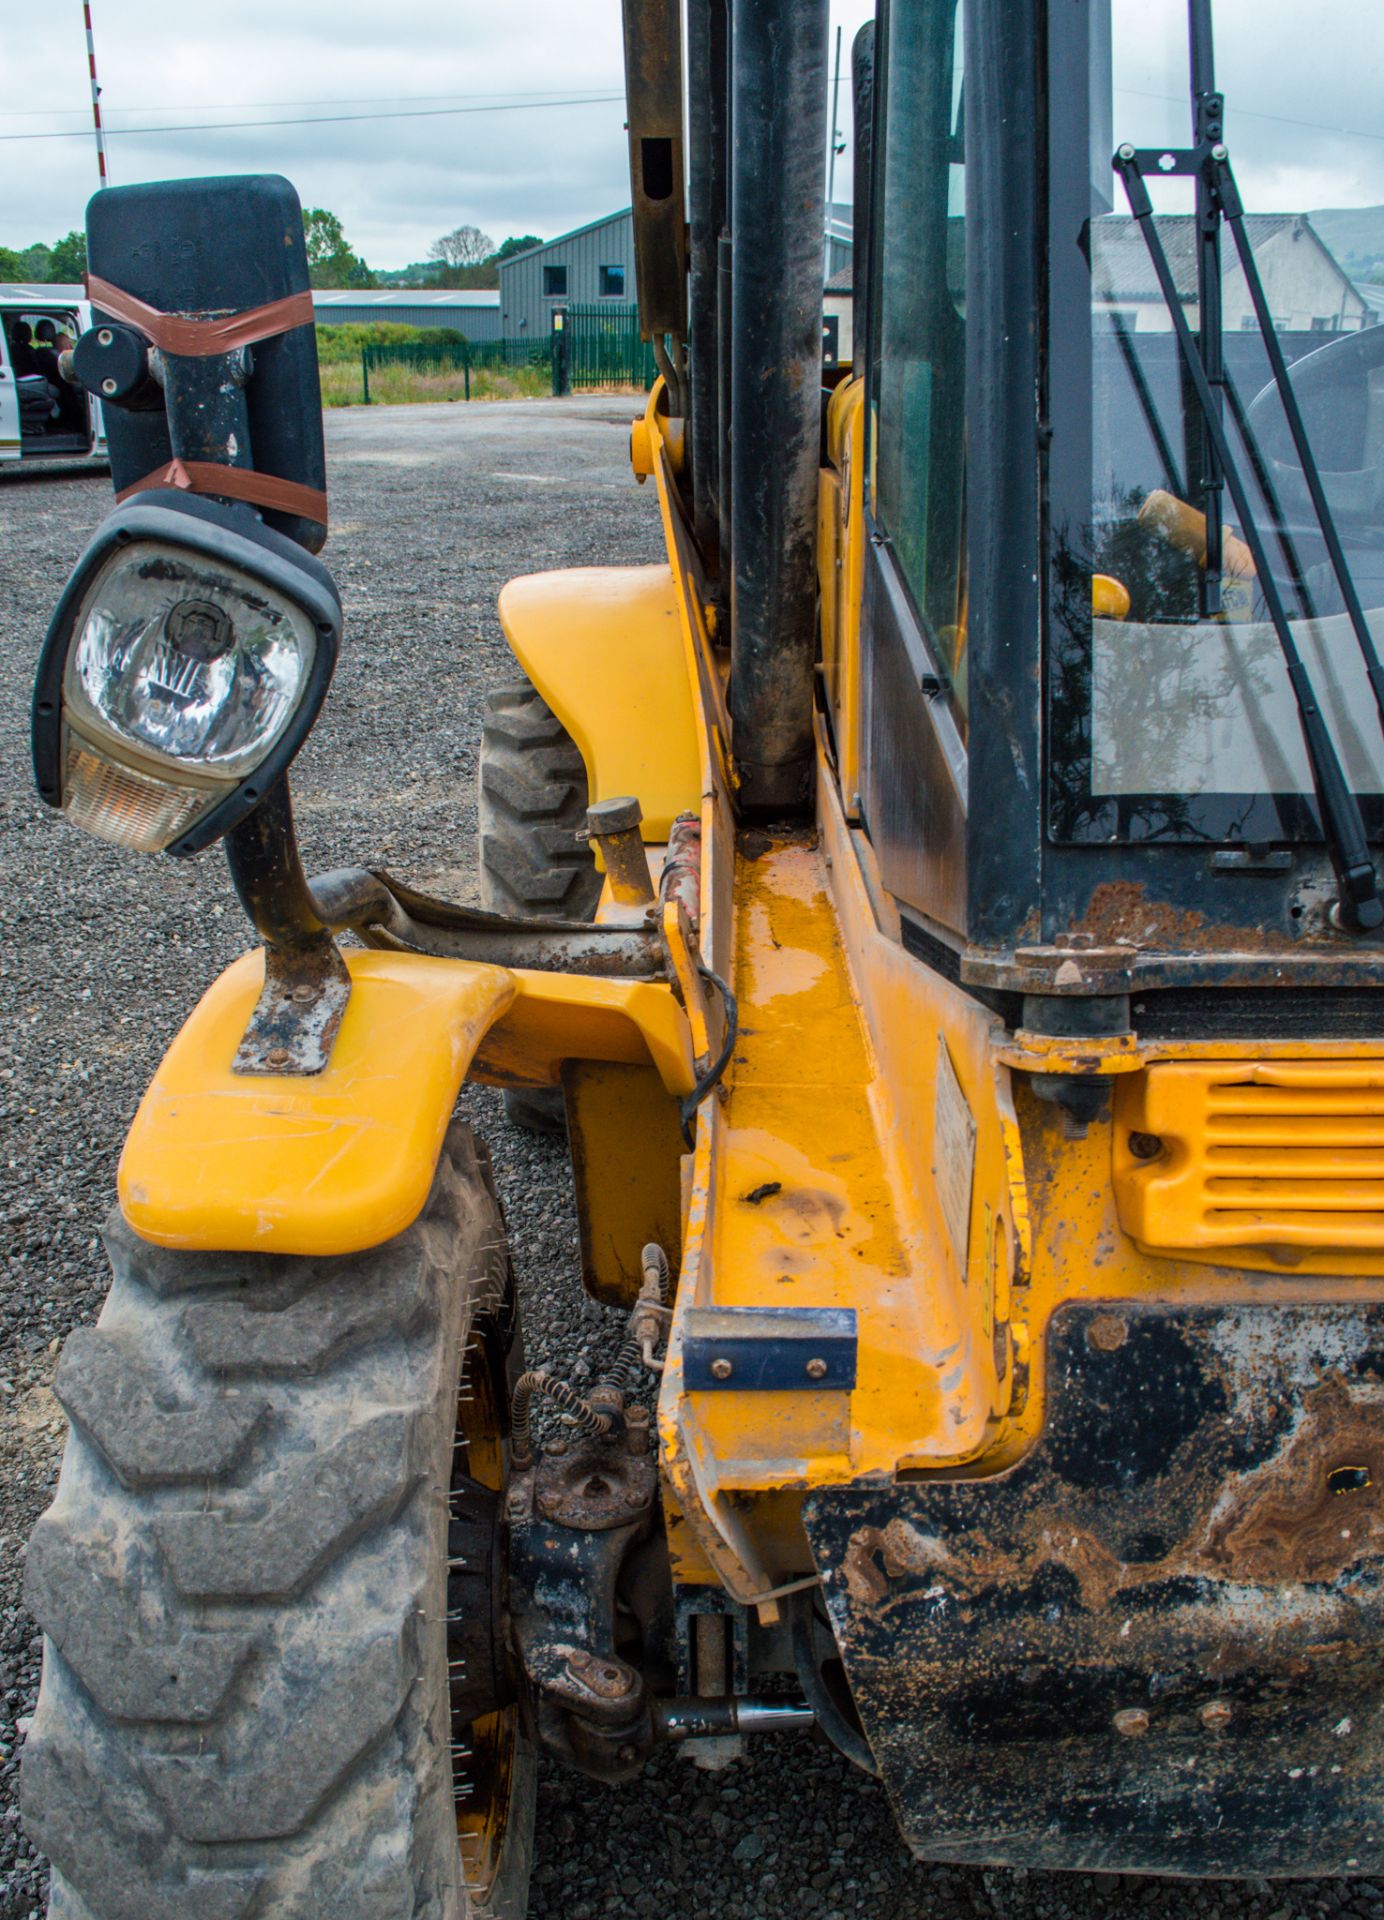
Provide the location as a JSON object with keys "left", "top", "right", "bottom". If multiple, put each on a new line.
{"left": 429, "top": 225, "right": 494, "bottom": 271}
{"left": 20, "top": 243, "right": 52, "bottom": 282}
{"left": 302, "top": 208, "right": 375, "bottom": 290}
{"left": 489, "top": 234, "right": 543, "bottom": 264}
{"left": 0, "top": 245, "right": 25, "bottom": 281}
{"left": 47, "top": 230, "right": 88, "bottom": 282}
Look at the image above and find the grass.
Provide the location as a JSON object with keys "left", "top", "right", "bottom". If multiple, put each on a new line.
{"left": 318, "top": 359, "right": 551, "bottom": 408}
{"left": 313, "top": 323, "right": 552, "bottom": 407}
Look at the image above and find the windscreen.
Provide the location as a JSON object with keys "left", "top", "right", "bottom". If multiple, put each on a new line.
{"left": 1050, "top": 0, "right": 1384, "bottom": 843}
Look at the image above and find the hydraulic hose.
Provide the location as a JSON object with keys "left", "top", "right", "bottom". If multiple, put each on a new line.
{"left": 790, "top": 1593, "right": 878, "bottom": 1777}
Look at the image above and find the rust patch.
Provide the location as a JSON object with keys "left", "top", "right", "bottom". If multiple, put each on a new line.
{"left": 1073, "top": 880, "right": 1278, "bottom": 953}
{"left": 843, "top": 1518, "right": 951, "bottom": 1605}
{"left": 1201, "top": 1376, "right": 1384, "bottom": 1583}
{"left": 844, "top": 1377, "right": 1384, "bottom": 1616}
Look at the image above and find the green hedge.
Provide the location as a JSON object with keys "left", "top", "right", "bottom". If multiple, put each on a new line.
{"left": 313, "top": 322, "right": 467, "bottom": 365}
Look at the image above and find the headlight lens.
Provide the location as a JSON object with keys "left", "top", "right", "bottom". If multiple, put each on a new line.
{"left": 64, "top": 540, "right": 316, "bottom": 776}
{"left": 62, "top": 740, "right": 210, "bottom": 852}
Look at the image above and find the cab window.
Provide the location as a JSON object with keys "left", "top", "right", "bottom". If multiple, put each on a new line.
{"left": 871, "top": 0, "right": 968, "bottom": 718}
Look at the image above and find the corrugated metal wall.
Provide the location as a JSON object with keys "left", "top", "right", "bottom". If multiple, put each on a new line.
{"left": 498, "top": 211, "right": 638, "bottom": 339}
{"left": 311, "top": 297, "right": 504, "bottom": 340}
{"left": 496, "top": 210, "right": 855, "bottom": 341}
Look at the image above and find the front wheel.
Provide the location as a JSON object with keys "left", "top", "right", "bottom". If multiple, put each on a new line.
{"left": 478, "top": 677, "right": 600, "bottom": 1134}
{"left": 22, "top": 1124, "right": 534, "bottom": 1920}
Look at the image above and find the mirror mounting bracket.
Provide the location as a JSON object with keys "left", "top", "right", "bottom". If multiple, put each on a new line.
{"left": 225, "top": 777, "right": 351, "bottom": 1075}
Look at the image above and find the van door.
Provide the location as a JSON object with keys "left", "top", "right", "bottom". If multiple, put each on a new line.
{"left": 76, "top": 302, "right": 106, "bottom": 458}
{"left": 0, "top": 324, "right": 20, "bottom": 463}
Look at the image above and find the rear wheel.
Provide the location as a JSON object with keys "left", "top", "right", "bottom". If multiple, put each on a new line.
{"left": 478, "top": 677, "right": 600, "bottom": 1133}
{"left": 22, "top": 1124, "right": 534, "bottom": 1920}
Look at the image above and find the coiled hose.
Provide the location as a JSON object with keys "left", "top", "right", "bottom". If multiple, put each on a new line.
{"left": 510, "top": 1370, "right": 610, "bottom": 1467}
{"left": 606, "top": 1243, "right": 671, "bottom": 1395}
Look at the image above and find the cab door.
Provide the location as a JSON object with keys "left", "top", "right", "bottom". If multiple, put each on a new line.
{"left": 0, "top": 322, "right": 20, "bottom": 463}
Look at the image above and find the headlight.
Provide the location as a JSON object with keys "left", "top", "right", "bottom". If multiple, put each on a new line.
{"left": 33, "top": 492, "right": 339, "bottom": 855}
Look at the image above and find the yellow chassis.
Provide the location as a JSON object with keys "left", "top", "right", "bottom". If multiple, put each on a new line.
{"left": 120, "top": 383, "right": 1384, "bottom": 1624}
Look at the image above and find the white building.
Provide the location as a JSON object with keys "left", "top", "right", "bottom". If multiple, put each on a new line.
{"left": 1092, "top": 214, "right": 1368, "bottom": 335}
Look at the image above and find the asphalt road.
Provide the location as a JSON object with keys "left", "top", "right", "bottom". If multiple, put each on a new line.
{"left": 0, "top": 399, "right": 1379, "bottom": 1920}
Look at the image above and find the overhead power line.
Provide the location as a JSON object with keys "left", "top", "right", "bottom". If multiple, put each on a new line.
{"left": 1, "top": 85, "right": 626, "bottom": 122}
{"left": 0, "top": 92, "right": 624, "bottom": 144}
{"left": 1117, "top": 85, "right": 1384, "bottom": 150}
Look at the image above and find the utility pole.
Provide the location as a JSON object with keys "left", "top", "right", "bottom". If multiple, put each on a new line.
{"left": 83, "top": 0, "right": 110, "bottom": 189}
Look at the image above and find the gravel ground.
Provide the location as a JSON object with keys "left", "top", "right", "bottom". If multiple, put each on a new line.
{"left": 0, "top": 399, "right": 1379, "bottom": 1920}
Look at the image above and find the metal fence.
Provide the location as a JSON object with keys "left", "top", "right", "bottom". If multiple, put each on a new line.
{"left": 360, "top": 313, "right": 656, "bottom": 402}
{"left": 560, "top": 305, "right": 657, "bottom": 391}
{"left": 360, "top": 337, "right": 551, "bottom": 403}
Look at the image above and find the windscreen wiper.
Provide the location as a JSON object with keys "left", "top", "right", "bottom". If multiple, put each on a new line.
{"left": 1117, "top": 151, "right": 1380, "bottom": 930}
{"left": 1212, "top": 153, "right": 1384, "bottom": 730}
{"left": 1112, "top": 0, "right": 1383, "bottom": 935}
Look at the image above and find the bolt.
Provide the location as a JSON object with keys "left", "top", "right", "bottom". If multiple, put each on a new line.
{"left": 1200, "top": 1699, "right": 1232, "bottom": 1731}
{"left": 101, "top": 377, "right": 118, "bottom": 396}
{"left": 97, "top": 328, "right": 113, "bottom": 346}
{"left": 805, "top": 1357, "right": 829, "bottom": 1381}
{"left": 1212, "top": 142, "right": 1228, "bottom": 161}
{"left": 537, "top": 1490, "right": 562, "bottom": 1520}
{"left": 1118, "top": 143, "right": 1136, "bottom": 162}
{"left": 265, "top": 1046, "right": 291, "bottom": 1068}
{"left": 1113, "top": 1707, "right": 1149, "bottom": 1738}
{"left": 625, "top": 1405, "right": 651, "bottom": 1455}
{"left": 1128, "top": 1131, "right": 1164, "bottom": 1161}
{"left": 1087, "top": 1313, "right": 1128, "bottom": 1354}
{"left": 546, "top": 1436, "right": 569, "bottom": 1457}
{"left": 293, "top": 983, "right": 318, "bottom": 1004}
{"left": 710, "top": 1357, "right": 733, "bottom": 1381}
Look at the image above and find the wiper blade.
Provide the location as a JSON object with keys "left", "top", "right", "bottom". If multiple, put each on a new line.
{"left": 1115, "top": 150, "right": 1382, "bottom": 933}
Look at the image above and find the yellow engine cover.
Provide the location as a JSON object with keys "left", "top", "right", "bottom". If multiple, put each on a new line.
{"left": 1114, "top": 1058, "right": 1384, "bottom": 1273}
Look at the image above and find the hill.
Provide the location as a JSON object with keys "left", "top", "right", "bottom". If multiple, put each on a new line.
{"left": 1308, "top": 205, "right": 1384, "bottom": 278}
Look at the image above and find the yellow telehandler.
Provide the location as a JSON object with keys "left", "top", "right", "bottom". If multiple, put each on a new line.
{"left": 21, "top": 0, "right": 1384, "bottom": 1910}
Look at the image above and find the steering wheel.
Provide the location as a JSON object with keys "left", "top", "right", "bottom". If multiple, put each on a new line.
{"left": 1244, "top": 325, "right": 1384, "bottom": 529}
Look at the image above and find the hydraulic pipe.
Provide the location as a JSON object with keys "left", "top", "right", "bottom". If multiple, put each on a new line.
{"left": 655, "top": 1697, "right": 816, "bottom": 1741}
{"left": 686, "top": 0, "right": 729, "bottom": 564}
{"left": 851, "top": 24, "right": 875, "bottom": 361}
{"left": 727, "top": 0, "right": 830, "bottom": 814}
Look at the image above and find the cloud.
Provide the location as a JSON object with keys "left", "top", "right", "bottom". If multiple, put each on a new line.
{"left": 3, "top": 1, "right": 1377, "bottom": 272}
{"left": 0, "top": 0, "right": 868, "bottom": 266}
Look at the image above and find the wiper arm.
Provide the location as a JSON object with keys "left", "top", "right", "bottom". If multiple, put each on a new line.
{"left": 1212, "top": 153, "right": 1384, "bottom": 738}
{"left": 1115, "top": 150, "right": 1383, "bottom": 933}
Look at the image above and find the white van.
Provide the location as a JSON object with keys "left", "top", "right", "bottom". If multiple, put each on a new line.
{"left": 0, "top": 284, "right": 107, "bottom": 467}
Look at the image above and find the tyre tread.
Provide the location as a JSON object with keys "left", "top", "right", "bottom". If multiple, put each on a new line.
{"left": 23, "top": 1123, "right": 526, "bottom": 1920}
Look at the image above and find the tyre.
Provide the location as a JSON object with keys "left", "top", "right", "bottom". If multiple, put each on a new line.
{"left": 478, "top": 677, "right": 600, "bottom": 1133}
{"left": 21, "top": 1124, "right": 534, "bottom": 1920}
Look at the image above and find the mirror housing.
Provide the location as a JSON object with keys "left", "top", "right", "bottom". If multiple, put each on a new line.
{"left": 79, "top": 173, "right": 327, "bottom": 553}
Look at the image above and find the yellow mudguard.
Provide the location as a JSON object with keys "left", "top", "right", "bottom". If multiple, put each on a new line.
{"left": 119, "top": 948, "right": 516, "bottom": 1257}
{"left": 498, "top": 564, "right": 701, "bottom": 837}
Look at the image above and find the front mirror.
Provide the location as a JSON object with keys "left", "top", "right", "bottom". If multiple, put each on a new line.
{"left": 32, "top": 492, "right": 339, "bottom": 855}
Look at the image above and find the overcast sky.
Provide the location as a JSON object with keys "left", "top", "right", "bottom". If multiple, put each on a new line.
{"left": 0, "top": 0, "right": 870, "bottom": 268}
{"left": 0, "top": 1, "right": 1381, "bottom": 270}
